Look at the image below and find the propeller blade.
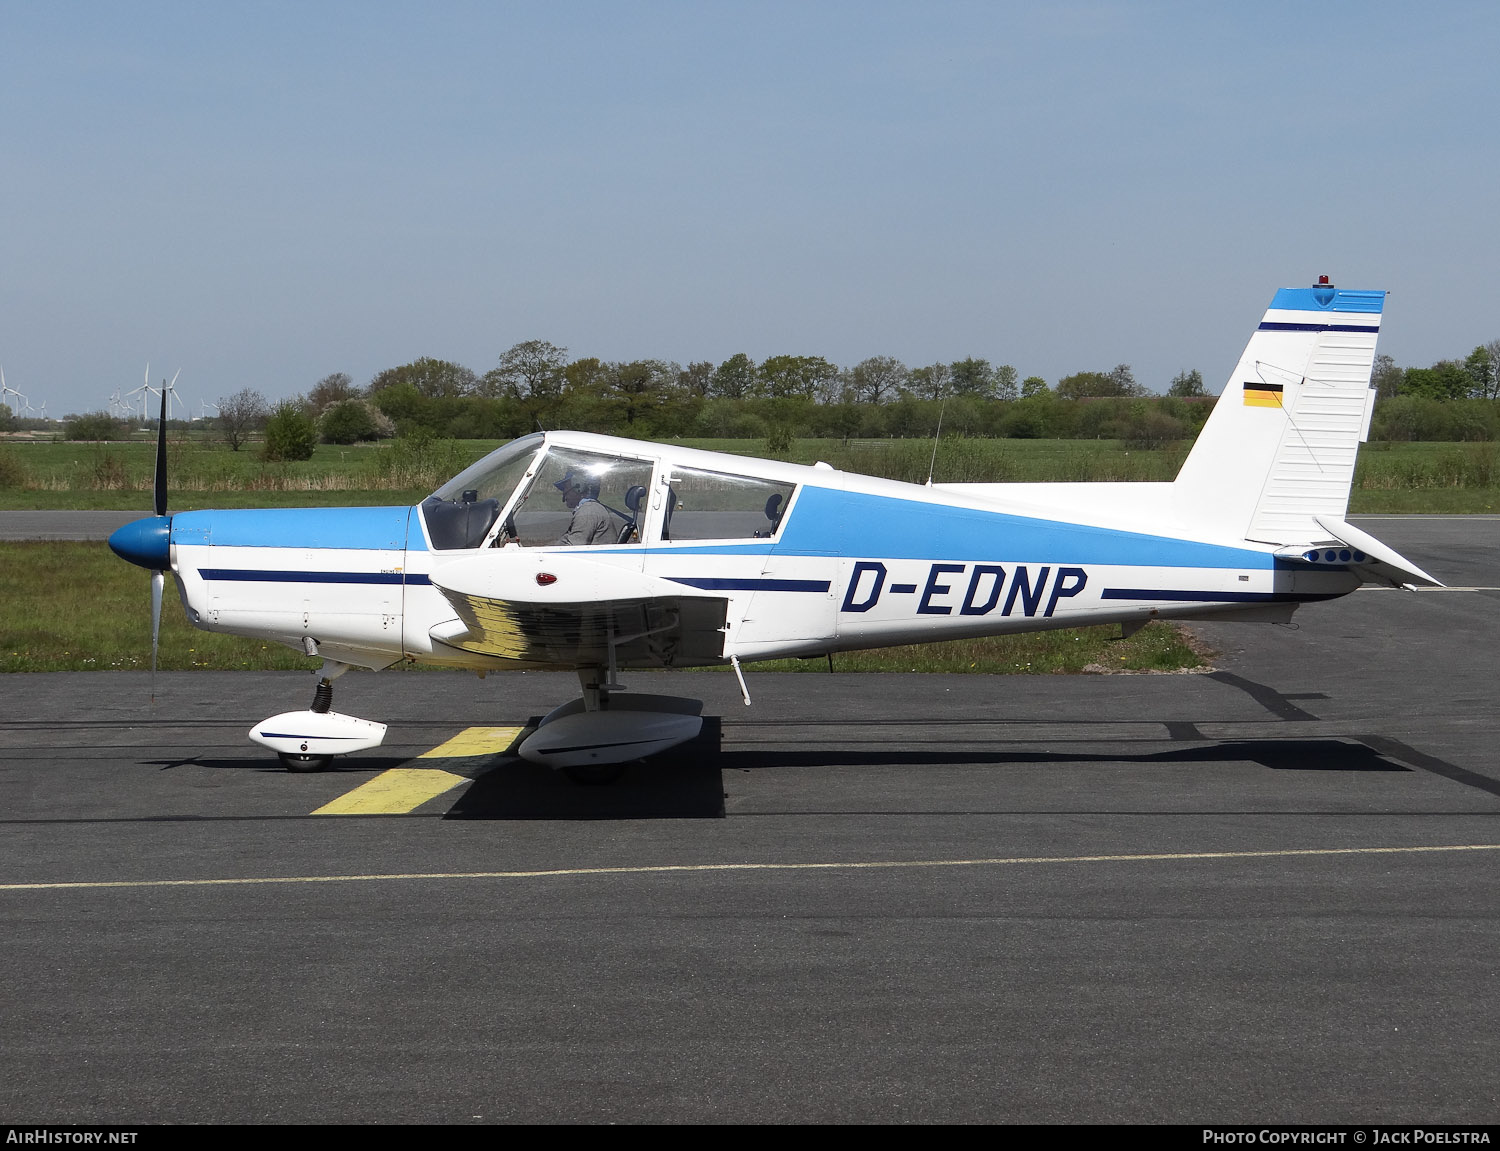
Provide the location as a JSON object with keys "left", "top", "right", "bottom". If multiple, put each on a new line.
{"left": 153, "top": 380, "right": 168, "bottom": 517}
{"left": 150, "top": 569, "right": 164, "bottom": 705}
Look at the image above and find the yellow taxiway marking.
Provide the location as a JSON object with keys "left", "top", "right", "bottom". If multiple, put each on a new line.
{"left": 418, "top": 726, "right": 525, "bottom": 759}
{"left": 311, "top": 768, "right": 470, "bottom": 815}
{"left": 311, "top": 726, "right": 525, "bottom": 815}
{"left": 3, "top": 843, "right": 1498, "bottom": 893}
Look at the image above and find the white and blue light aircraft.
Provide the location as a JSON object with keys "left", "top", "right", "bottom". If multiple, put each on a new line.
{"left": 109, "top": 281, "right": 1439, "bottom": 779}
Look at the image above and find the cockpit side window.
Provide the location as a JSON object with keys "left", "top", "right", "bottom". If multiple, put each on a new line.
{"left": 659, "top": 467, "right": 795, "bottom": 541}
{"left": 507, "top": 448, "right": 656, "bottom": 548}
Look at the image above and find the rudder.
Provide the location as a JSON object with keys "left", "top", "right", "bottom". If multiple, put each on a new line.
{"left": 1174, "top": 280, "right": 1385, "bottom": 545}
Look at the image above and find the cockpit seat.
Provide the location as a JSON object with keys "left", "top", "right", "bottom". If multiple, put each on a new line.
{"left": 422, "top": 494, "right": 500, "bottom": 550}
{"left": 616, "top": 484, "right": 648, "bottom": 543}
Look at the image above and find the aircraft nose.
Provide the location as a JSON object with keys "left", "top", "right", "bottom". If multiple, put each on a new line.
{"left": 108, "top": 515, "right": 172, "bottom": 570}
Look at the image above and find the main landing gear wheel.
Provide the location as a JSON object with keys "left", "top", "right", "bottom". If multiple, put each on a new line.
{"left": 562, "top": 761, "right": 630, "bottom": 786}
{"left": 279, "top": 752, "right": 332, "bottom": 773}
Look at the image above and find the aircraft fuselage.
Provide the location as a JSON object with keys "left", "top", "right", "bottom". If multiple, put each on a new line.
{"left": 157, "top": 433, "right": 1358, "bottom": 674}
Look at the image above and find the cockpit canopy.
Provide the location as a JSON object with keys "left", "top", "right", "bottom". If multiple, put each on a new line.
{"left": 421, "top": 433, "right": 796, "bottom": 551}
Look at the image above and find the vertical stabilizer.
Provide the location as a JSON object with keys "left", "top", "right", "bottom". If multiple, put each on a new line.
{"left": 1174, "top": 281, "right": 1384, "bottom": 545}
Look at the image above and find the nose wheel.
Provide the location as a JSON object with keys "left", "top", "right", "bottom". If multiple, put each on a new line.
{"left": 280, "top": 752, "right": 332, "bottom": 773}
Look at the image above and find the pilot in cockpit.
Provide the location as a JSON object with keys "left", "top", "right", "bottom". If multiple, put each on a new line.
{"left": 555, "top": 471, "right": 614, "bottom": 546}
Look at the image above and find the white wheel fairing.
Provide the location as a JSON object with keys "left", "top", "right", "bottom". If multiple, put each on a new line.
{"left": 249, "top": 710, "right": 388, "bottom": 758}
{"left": 519, "top": 710, "right": 703, "bottom": 769}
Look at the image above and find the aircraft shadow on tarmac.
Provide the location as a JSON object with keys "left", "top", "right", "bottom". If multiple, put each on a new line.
{"left": 159, "top": 731, "right": 1434, "bottom": 822}
{"left": 161, "top": 755, "right": 414, "bottom": 774}
{"left": 444, "top": 734, "right": 1417, "bottom": 819}
{"left": 710, "top": 738, "right": 1415, "bottom": 775}
{"left": 443, "top": 717, "right": 727, "bottom": 819}
{"left": 151, "top": 721, "right": 729, "bottom": 819}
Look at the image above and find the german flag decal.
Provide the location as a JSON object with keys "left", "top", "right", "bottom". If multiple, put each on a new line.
{"left": 1243, "top": 382, "right": 1284, "bottom": 408}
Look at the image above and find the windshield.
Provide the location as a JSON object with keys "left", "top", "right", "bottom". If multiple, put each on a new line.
{"left": 430, "top": 432, "right": 544, "bottom": 504}
{"left": 422, "top": 433, "right": 544, "bottom": 551}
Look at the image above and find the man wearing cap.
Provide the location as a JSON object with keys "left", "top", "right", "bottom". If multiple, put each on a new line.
{"left": 555, "top": 471, "right": 615, "bottom": 545}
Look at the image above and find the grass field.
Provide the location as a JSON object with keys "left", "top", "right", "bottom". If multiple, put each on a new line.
{"left": 0, "top": 435, "right": 445, "bottom": 509}
{"left": 1, "top": 542, "right": 321, "bottom": 673}
{"left": 4, "top": 434, "right": 1499, "bottom": 511}
{"left": 0, "top": 541, "right": 1208, "bottom": 675}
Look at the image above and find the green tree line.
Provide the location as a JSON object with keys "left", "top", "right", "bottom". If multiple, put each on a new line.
{"left": 46, "top": 336, "right": 1500, "bottom": 454}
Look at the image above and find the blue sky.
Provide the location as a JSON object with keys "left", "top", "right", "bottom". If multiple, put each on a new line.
{"left": 2, "top": 2, "right": 1496, "bottom": 416}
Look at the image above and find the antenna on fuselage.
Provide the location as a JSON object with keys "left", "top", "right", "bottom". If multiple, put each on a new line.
{"left": 925, "top": 395, "right": 947, "bottom": 487}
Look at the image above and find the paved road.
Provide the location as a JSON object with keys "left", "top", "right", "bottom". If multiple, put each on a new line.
{"left": 0, "top": 517, "right": 1495, "bottom": 1122}
{"left": 0, "top": 510, "right": 141, "bottom": 540}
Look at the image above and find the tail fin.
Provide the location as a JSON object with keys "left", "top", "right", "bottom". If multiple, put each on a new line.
{"left": 1175, "top": 281, "right": 1384, "bottom": 545}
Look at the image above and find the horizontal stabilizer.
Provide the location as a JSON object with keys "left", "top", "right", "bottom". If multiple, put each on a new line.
{"left": 1313, "top": 515, "right": 1444, "bottom": 588}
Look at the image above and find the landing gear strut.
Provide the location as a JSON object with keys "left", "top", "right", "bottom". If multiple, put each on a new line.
{"left": 562, "top": 668, "right": 629, "bottom": 785}
{"left": 278, "top": 666, "right": 342, "bottom": 771}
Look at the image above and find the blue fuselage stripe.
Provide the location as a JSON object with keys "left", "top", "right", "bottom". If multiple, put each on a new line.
{"left": 201, "top": 569, "right": 432, "bottom": 585}
{"left": 1101, "top": 588, "right": 1341, "bottom": 603}
{"left": 668, "top": 577, "right": 831, "bottom": 592}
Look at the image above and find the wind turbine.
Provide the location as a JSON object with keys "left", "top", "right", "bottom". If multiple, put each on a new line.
{"left": 125, "top": 364, "right": 156, "bottom": 421}
{"left": 160, "top": 369, "right": 182, "bottom": 421}
{"left": 1, "top": 368, "right": 27, "bottom": 419}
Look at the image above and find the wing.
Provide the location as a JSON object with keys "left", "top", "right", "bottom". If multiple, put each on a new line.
{"left": 428, "top": 551, "right": 729, "bottom": 667}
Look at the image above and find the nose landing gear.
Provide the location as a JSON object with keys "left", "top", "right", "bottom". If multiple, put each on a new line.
{"left": 248, "top": 660, "right": 388, "bottom": 772}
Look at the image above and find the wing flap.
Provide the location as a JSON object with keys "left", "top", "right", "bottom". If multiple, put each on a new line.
{"left": 429, "top": 552, "right": 728, "bottom": 666}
